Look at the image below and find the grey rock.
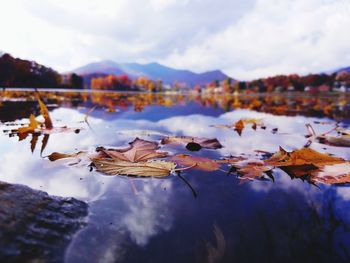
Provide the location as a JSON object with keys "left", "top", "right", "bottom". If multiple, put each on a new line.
{"left": 0, "top": 181, "right": 88, "bottom": 263}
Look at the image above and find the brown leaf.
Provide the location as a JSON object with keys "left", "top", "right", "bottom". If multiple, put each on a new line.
{"left": 265, "top": 147, "right": 345, "bottom": 167}
{"left": 47, "top": 151, "right": 86, "bottom": 161}
{"left": 232, "top": 160, "right": 273, "bottom": 180}
{"left": 92, "top": 159, "right": 176, "bottom": 177}
{"left": 100, "top": 138, "right": 168, "bottom": 162}
{"left": 234, "top": 120, "right": 244, "bottom": 136}
{"left": 170, "top": 154, "right": 220, "bottom": 171}
{"left": 37, "top": 95, "right": 53, "bottom": 129}
{"left": 265, "top": 147, "right": 350, "bottom": 185}
{"left": 213, "top": 118, "right": 263, "bottom": 136}
{"left": 161, "top": 136, "right": 222, "bottom": 150}
{"left": 216, "top": 156, "right": 246, "bottom": 164}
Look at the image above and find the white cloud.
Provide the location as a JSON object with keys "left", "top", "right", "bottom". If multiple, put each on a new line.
{"left": 0, "top": 0, "right": 349, "bottom": 79}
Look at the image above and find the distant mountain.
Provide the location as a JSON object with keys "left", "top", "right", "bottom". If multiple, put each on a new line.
{"left": 73, "top": 61, "right": 230, "bottom": 86}
{"left": 336, "top": 66, "right": 350, "bottom": 73}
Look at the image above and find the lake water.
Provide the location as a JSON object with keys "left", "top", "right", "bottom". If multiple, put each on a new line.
{"left": 1, "top": 90, "right": 350, "bottom": 263}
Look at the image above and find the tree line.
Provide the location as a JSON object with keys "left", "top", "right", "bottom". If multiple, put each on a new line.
{"left": 0, "top": 53, "right": 83, "bottom": 89}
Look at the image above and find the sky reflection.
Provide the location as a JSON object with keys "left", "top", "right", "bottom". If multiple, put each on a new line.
{"left": 1, "top": 93, "right": 350, "bottom": 262}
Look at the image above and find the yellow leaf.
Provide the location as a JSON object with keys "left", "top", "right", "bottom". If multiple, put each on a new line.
{"left": 92, "top": 159, "right": 176, "bottom": 177}
{"left": 37, "top": 95, "right": 53, "bottom": 129}
{"left": 17, "top": 114, "right": 39, "bottom": 134}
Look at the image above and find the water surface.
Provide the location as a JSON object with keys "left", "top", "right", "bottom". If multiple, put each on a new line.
{"left": 1, "top": 91, "right": 350, "bottom": 263}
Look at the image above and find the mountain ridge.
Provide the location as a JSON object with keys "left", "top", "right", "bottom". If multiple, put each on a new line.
{"left": 73, "top": 60, "right": 230, "bottom": 86}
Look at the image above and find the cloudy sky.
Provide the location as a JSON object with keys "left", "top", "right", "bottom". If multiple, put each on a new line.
{"left": 0, "top": 0, "right": 349, "bottom": 79}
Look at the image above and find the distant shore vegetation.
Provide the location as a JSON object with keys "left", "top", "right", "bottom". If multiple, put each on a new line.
{"left": 1, "top": 53, "right": 349, "bottom": 93}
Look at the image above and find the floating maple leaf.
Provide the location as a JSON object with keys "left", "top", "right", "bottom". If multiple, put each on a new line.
{"left": 98, "top": 138, "right": 168, "bottom": 162}
{"left": 161, "top": 136, "right": 222, "bottom": 151}
{"left": 265, "top": 146, "right": 350, "bottom": 185}
{"left": 265, "top": 147, "right": 345, "bottom": 167}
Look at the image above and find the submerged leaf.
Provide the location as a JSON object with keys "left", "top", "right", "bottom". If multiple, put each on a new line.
{"left": 92, "top": 159, "right": 176, "bottom": 177}
{"left": 30, "top": 134, "right": 39, "bottom": 153}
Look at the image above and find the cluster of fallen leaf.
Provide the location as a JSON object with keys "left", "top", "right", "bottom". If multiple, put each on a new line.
{"left": 7, "top": 95, "right": 79, "bottom": 141}
{"left": 47, "top": 133, "right": 350, "bottom": 185}
{"left": 3, "top": 95, "right": 350, "bottom": 186}
{"left": 48, "top": 137, "right": 224, "bottom": 177}
{"left": 2, "top": 95, "right": 81, "bottom": 154}
{"left": 10, "top": 95, "right": 53, "bottom": 140}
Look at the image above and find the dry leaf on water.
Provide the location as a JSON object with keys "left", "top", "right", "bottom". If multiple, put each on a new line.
{"left": 17, "top": 114, "right": 39, "bottom": 134}
{"left": 161, "top": 136, "right": 222, "bottom": 151}
{"left": 317, "top": 135, "right": 350, "bottom": 147}
{"left": 212, "top": 118, "right": 264, "bottom": 136}
{"left": 47, "top": 151, "right": 87, "bottom": 161}
{"left": 265, "top": 146, "right": 350, "bottom": 185}
{"left": 306, "top": 123, "right": 350, "bottom": 147}
{"left": 170, "top": 154, "right": 220, "bottom": 171}
{"left": 11, "top": 96, "right": 78, "bottom": 140}
{"left": 265, "top": 147, "right": 345, "bottom": 167}
{"left": 92, "top": 159, "right": 176, "bottom": 177}
{"left": 234, "top": 120, "right": 245, "bottom": 136}
{"left": 98, "top": 138, "right": 168, "bottom": 162}
{"left": 37, "top": 95, "right": 53, "bottom": 129}
{"left": 336, "top": 127, "right": 350, "bottom": 136}
{"left": 231, "top": 160, "right": 273, "bottom": 180}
